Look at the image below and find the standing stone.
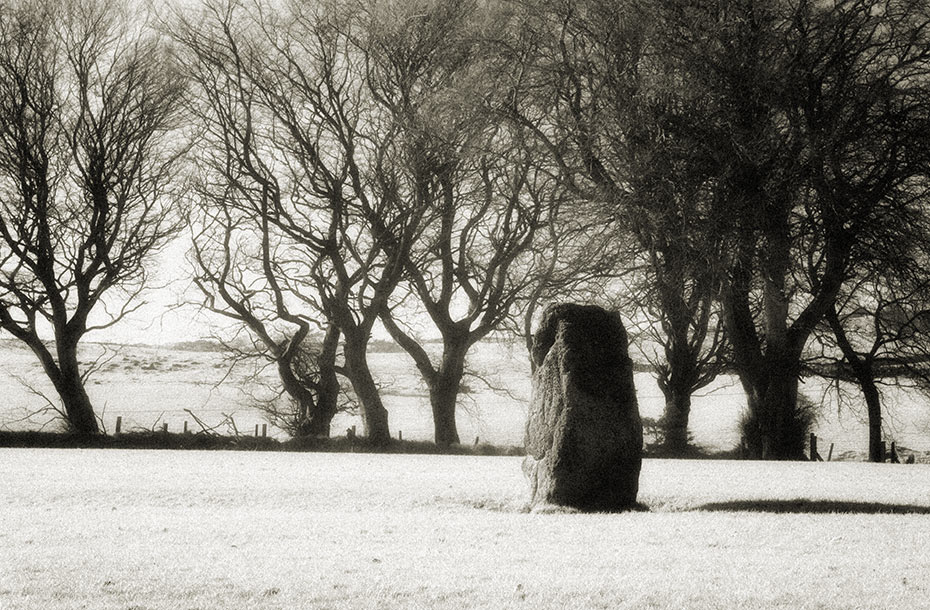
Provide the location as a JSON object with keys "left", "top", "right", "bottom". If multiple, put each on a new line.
{"left": 523, "top": 303, "right": 643, "bottom": 510}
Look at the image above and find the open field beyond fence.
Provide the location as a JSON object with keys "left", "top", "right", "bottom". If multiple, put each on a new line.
{"left": 2, "top": 449, "right": 930, "bottom": 609}
{"left": 4, "top": 339, "right": 930, "bottom": 458}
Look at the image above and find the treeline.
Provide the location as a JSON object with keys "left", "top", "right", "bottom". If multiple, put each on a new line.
{"left": 2, "top": 0, "right": 930, "bottom": 460}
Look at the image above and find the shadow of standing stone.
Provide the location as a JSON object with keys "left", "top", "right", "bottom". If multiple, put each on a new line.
{"left": 523, "top": 303, "right": 643, "bottom": 511}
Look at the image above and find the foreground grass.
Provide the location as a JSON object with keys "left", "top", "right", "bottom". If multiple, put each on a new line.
{"left": 2, "top": 450, "right": 929, "bottom": 609}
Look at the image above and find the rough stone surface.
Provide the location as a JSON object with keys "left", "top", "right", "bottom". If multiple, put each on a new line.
{"left": 523, "top": 303, "right": 643, "bottom": 511}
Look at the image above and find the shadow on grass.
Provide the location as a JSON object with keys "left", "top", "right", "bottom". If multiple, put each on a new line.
{"left": 696, "top": 499, "right": 930, "bottom": 514}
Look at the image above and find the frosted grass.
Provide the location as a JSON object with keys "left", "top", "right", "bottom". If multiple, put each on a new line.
{"left": 2, "top": 449, "right": 929, "bottom": 609}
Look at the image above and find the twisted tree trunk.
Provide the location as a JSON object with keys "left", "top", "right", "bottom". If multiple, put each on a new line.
{"left": 342, "top": 331, "right": 391, "bottom": 445}
{"left": 29, "top": 335, "right": 100, "bottom": 435}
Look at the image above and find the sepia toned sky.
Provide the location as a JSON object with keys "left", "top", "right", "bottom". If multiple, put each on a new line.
{"left": 78, "top": 237, "right": 214, "bottom": 345}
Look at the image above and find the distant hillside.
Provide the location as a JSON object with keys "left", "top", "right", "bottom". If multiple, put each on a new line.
{"left": 162, "top": 339, "right": 228, "bottom": 352}
{"left": 165, "top": 337, "right": 409, "bottom": 354}
{"left": 369, "top": 339, "right": 407, "bottom": 353}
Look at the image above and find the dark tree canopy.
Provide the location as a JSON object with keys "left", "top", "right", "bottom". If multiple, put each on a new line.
{"left": 651, "top": 0, "right": 930, "bottom": 457}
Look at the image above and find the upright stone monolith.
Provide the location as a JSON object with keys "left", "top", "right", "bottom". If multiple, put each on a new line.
{"left": 523, "top": 303, "right": 643, "bottom": 511}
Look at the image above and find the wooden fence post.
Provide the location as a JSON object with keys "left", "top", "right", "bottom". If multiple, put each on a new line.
{"left": 809, "top": 433, "right": 824, "bottom": 461}
{"left": 254, "top": 424, "right": 259, "bottom": 437}
{"left": 115, "top": 416, "right": 122, "bottom": 435}
{"left": 827, "top": 443, "right": 834, "bottom": 462}
{"left": 890, "top": 442, "right": 900, "bottom": 464}
{"left": 183, "top": 421, "right": 188, "bottom": 434}
{"left": 398, "top": 430, "right": 402, "bottom": 441}
{"left": 261, "top": 424, "right": 267, "bottom": 438}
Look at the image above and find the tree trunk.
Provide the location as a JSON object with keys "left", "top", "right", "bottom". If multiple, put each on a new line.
{"left": 274, "top": 326, "right": 342, "bottom": 438}
{"left": 733, "top": 355, "right": 805, "bottom": 460}
{"left": 656, "top": 276, "right": 697, "bottom": 453}
{"left": 759, "top": 365, "right": 803, "bottom": 460}
{"left": 342, "top": 331, "right": 391, "bottom": 445}
{"left": 277, "top": 358, "right": 318, "bottom": 436}
{"left": 428, "top": 334, "right": 471, "bottom": 446}
{"left": 429, "top": 348, "right": 466, "bottom": 447}
{"left": 308, "top": 324, "right": 342, "bottom": 437}
{"left": 826, "top": 307, "right": 882, "bottom": 462}
{"left": 524, "top": 296, "right": 542, "bottom": 375}
{"left": 724, "top": 291, "right": 807, "bottom": 459}
{"left": 722, "top": 246, "right": 811, "bottom": 460}
{"left": 378, "top": 308, "right": 472, "bottom": 446}
{"left": 430, "top": 379, "right": 461, "bottom": 447}
{"left": 660, "top": 388, "right": 691, "bottom": 452}
{"left": 525, "top": 308, "right": 537, "bottom": 375}
{"left": 861, "top": 377, "right": 882, "bottom": 463}
{"left": 52, "top": 343, "right": 100, "bottom": 435}
{"left": 756, "top": 213, "right": 806, "bottom": 460}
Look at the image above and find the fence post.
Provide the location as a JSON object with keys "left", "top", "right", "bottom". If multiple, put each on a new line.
{"left": 398, "top": 430, "right": 402, "bottom": 441}
{"left": 254, "top": 424, "right": 259, "bottom": 437}
{"left": 183, "top": 421, "right": 188, "bottom": 434}
{"left": 827, "top": 443, "right": 834, "bottom": 462}
{"left": 162, "top": 423, "right": 168, "bottom": 435}
{"left": 890, "top": 441, "right": 900, "bottom": 464}
{"left": 115, "top": 416, "right": 122, "bottom": 435}
{"left": 809, "top": 433, "right": 818, "bottom": 462}
{"left": 261, "top": 424, "right": 267, "bottom": 438}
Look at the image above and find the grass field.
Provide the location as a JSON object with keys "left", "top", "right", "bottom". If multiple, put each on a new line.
{"left": 2, "top": 449, "right": 930, "bottom": 609}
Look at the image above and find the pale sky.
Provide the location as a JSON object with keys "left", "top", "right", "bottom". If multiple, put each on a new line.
{"left": 0, "top": 236, "right": 219, "bottom": 346}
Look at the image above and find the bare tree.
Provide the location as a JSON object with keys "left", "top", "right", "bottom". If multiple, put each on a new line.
{"left": 617, "top": 59, "right": 732, "bottom": 452}
{"left": 505, "top": 0, "right": 930, "bottom": 460}
{"left": 357, "top": 0, "right": 569, "bottom": 446}
{"left": 173, "top": 0, "right": 436, "bottom": 444}
{"left": 594, "top": 0, "right": 930, "bottom": 459}
{"left": 239, "top": 330, "right": 350, "bottom": 437}
{"left": 187, "top": 190, "right": 344, "bottom": 436}
{"left": 0, "top": 0, "right": 186, "bottom": 433}
{"left": 503, "top": 0, "right": 730, "bottom": 451}
{"left": 814, "top": 223, "right": 930, "bottom": 462}
{"left": 625, "top": 194, "right": 730, "bottom": 452}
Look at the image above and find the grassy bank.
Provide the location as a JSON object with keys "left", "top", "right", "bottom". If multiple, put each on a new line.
{"left": 0, "top": 429, "right": 524, "bottom": 456}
